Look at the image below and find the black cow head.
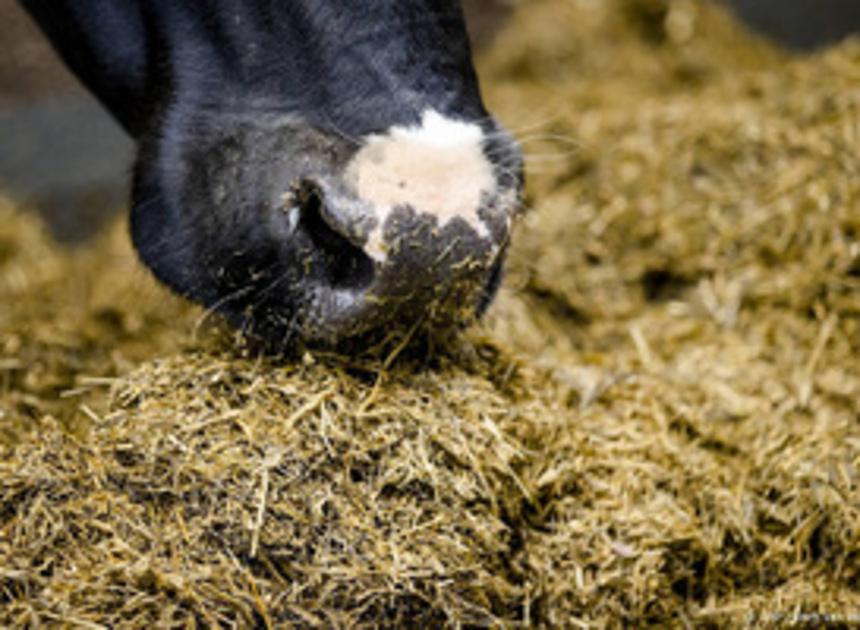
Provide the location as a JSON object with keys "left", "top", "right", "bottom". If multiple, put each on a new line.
{"left": 22, "top": 0, "right": 523, "bottom": 348}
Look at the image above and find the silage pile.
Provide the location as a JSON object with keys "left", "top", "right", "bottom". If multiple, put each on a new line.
{"left": 2, "top": 0, "right": 860, "bottom": 627}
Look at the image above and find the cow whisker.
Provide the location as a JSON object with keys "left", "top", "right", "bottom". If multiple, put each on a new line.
{"left": 319, "top": 114, "right": 364, "bottom": 148}
{"left": 191, "top": 286, "right": 254, "bottom": 342}
{"left": 471, "top": 112, "right": 563, "bottom": 137}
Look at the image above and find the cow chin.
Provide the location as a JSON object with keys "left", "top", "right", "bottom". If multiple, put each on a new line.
{"left": 130, "top": 110, "right": 523, "bottom": 349}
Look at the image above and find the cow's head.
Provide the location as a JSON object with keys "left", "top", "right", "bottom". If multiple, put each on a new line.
{"left": 23, "top": 0, "right": 523, "bottom": 347}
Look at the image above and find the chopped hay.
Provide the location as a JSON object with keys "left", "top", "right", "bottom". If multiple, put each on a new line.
{"left": 4, "top": 348, "right": 537, "bottom": 627}
{"left": 2, "top": 0, "right": 860, "bottom": 627}
{"left": 0, "top": 201, "right": 193, "bottom": 442}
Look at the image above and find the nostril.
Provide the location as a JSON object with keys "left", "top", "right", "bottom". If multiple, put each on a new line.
{"left": 293, "top": 181, "right": 375, "bottom": 292}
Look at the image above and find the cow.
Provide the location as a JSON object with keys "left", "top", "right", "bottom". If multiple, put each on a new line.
{"left": 19, "top": 1, "right": 524, "bottom": 348}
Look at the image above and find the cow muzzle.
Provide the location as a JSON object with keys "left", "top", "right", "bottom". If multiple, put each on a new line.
{"left": 280, "top": 169, "right": 514, "bottom": 344}
{"left": 133, "top": 111, "right": 522, "bottom": 349}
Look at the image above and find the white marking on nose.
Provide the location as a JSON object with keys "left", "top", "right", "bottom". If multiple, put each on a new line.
{"left": 345, "top": 110, "right": 496, "bottom": 262}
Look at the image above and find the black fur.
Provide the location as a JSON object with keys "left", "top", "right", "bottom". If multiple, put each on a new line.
{"left": 20, "top": 0, "right": 523, "bottom": 346}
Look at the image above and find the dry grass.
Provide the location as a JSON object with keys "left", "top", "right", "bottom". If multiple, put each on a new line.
{"left": 2, "top": 0, "right": 860, "bottom": 627}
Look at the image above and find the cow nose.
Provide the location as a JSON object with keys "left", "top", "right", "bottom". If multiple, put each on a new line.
{"left": 285, "top": 172, "right": 514, "bottom": 343}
